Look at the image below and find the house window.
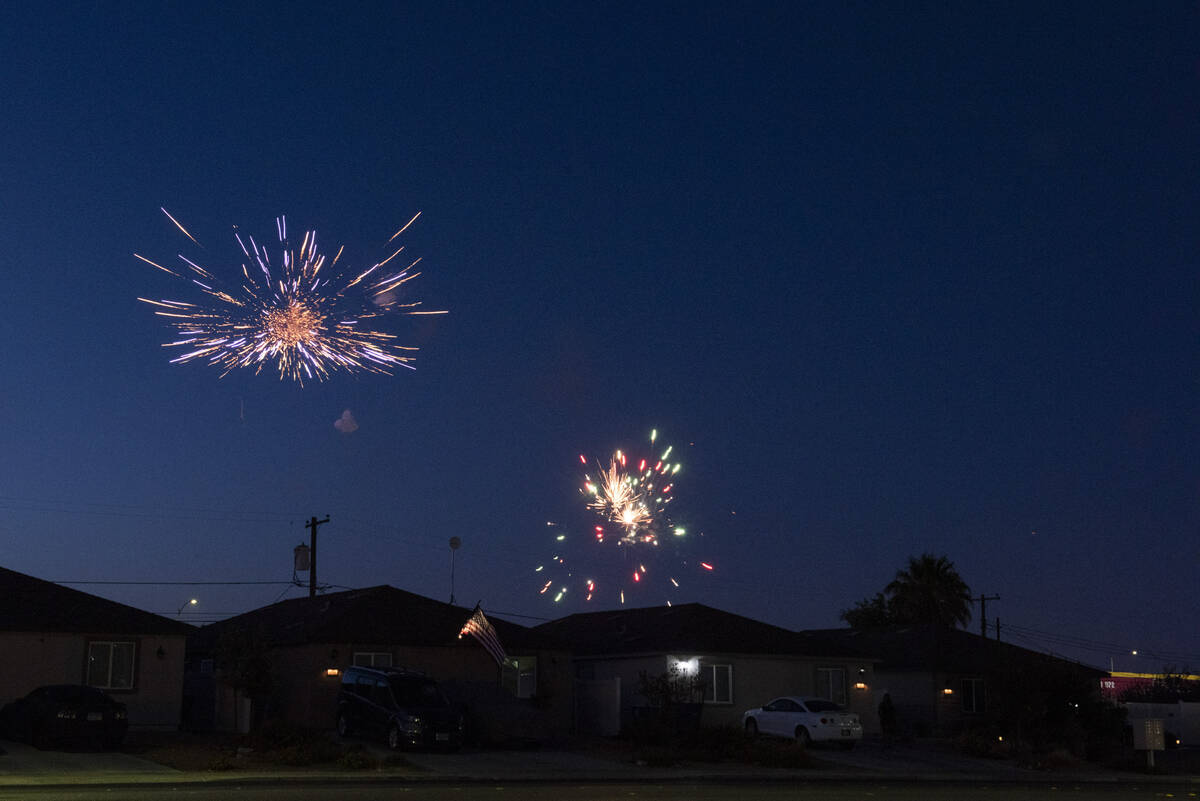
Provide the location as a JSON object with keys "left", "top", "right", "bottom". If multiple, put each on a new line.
{"left": 502, "top": 656, "right": 538, "bottom": 698}
{"left": 961, "top": 677, "right": 985, "bottom": 714}
{"left": 700, "top": 663, "right": 732, "bottom": 704}
{"left": 815, "top": 667, "right": 847, "bottom": 705}
{"left": 199, "top": 659, "right": 214, "bottom": 674}
{"left": 87, "top": 641, "right": 136, "bottom": 690}
{"left": 353, "top": 652, "right": 393, "bottom": 667}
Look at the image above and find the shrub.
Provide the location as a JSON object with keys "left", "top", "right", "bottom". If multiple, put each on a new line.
{"left": 207, "top": 754, "right": 237, "bottom": 771}
{"left": 336, "top": 745, "right": 378, "bottom": 770}
{"left": 637, "top": 746, "right": 682, "bottom": 767}
{"left": 243, "top": 720, "right": 342, "bottom": 766}
{"left": 1038, "top": 748, "right": 1080, "bottom": 771}
{"left": 956, "top": 726, "right": 1012, "bottom": 759}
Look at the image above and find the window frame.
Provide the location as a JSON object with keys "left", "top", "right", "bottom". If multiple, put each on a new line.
{"left": 961, "top": 676, "right": 985, "bottom": 714}
{"left": 352, "top": 652, "right": 393, "bottom": 668}
{"left": 700, "top": 663, "right": 733, "bottom": 705}
{"left": 503, "top": 655, "right": 538, "bottom": 699}
{"left": 814, "top": 666, "right": 848, "bottom": 706}
{"left": 86, "top": 640, "right": 137, "bottom": 691}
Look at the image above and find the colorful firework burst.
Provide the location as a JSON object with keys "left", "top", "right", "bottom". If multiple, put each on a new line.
{"left": 535, "top": 429, "right": 713, "bottom": 605}
{"left": 582, "top": 428, "right": 680, "bottom": 544}
{"left": 136, "top": 209, "right": 446, "bottom": 383}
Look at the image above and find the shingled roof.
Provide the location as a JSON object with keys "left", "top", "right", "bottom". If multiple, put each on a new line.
{"left": 806, "top": 624, "right": 1106, "bottom": 676}
{"left": 193, "top": 585, "right": 559, "bottom": 653}
{"left": 535, "top": 603, "right": 871, "bottom": 660}
{"left": 0, "top": 565, "right": 193, "bottom": 636}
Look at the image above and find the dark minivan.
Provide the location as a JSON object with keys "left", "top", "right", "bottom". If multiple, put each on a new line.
{"left": 335, "top": 666, "right": 463, "bottom": 750}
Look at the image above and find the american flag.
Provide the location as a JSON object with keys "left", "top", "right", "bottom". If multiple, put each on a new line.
{"left": 459, "top": 605, "right": 507, "bottom": 665}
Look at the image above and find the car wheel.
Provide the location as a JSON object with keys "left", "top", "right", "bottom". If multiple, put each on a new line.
{"left": 794, "top": 726, "right": 811, "bottom": 748}
{"left": 387, "top": 724, "right": 402, "bottom": 751}
{"left": 745, "top": 719, "right": 758, "bottom": 739}
{"left": 336, "top": 714, "right": 352, "bottom": 738}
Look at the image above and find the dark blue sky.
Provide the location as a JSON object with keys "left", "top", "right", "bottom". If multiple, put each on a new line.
{"left": 2, "top": 2, "right": 1197, "bottom": 671}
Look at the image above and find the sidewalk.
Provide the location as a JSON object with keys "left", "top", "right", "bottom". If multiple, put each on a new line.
{"left": 1, "top": 737, "right": 1196, "bottom": 789}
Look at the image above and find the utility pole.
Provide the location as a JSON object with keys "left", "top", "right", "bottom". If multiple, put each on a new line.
{"left": 995, "top": 617, "right": 1001, "bottom": 642}
{"left": 306, "top": 515, "right": 331, "bottom": 597}
{"left": 977, "top": 594, "right": 1000, "bottom": 638}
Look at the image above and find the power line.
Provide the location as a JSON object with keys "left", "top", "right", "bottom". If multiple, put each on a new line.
{"left": 55, "top": 580, "right": 296, "bottom": 586}
{"left": 1000, "top": 621, "right": 1200, "bottom": 666}
{"left": 0, "top": 495, "right": 301, "bottom": 524}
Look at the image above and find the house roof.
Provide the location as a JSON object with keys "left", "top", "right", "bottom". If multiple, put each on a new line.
{"left": 0, "top": 565, "right": 193, "bottom": 636}
{"left": 535, "top": 603, "right": 872, "bottom": 660}
{"left": 804, "top": 624, "right": 1107, "bottom": 676}
{"left": 193, "top": 585, "right": 560, "bottom": 653}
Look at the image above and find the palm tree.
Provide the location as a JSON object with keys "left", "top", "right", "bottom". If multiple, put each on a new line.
{"left": 885, "top": 553, "right": 972, "bottom": 629}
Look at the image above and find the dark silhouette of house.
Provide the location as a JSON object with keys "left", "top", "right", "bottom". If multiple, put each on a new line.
{"left": 536, "top": 603, "right": 878, "bottom": 734}
{"left": 0, "top": 565, "right": 193, "bottom": 730}
{"left": 187, "top": 585, "right": 571, "bottom": 743}
{"left": 809, "top": 624, "right": 1108, "bottom": 736}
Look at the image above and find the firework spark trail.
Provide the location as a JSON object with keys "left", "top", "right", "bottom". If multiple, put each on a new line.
{"left": 137, "top": 210, "right": 446, "bottom": 383}
{"left": 535, "top": 429, "right": 711, "bottom": 606}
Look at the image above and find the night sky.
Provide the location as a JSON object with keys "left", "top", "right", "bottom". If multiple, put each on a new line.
{"left": 3, "top": 2, "right": 1198, "bottom": 673}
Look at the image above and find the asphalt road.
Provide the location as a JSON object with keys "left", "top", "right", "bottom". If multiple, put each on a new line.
{"left": 0, "top": 782, "right": 1194, "bottom": 801}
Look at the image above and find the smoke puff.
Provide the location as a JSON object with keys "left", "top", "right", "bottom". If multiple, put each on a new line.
{"left": 334, "top": 409, "right": 359, "bottom": 434}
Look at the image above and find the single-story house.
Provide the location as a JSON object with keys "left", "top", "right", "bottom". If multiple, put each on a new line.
{"left": 810, "top": 624, "right": 1108, "bottom": 737}
{"left": 0, "top": 565, "right": 193, "bottom": 730}
{"left": 535, "top": 602, "right": 879, "bottom": 735}
{"left": 187, "top": 585, "right": 572, "bottom": 743}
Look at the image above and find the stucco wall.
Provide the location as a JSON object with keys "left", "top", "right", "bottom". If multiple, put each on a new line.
{"left": 215, "top": 641, "right": 573, "bottom": 741}
{"left": 0, "top": 632, "right": 186, "bottom": 730}
{"left": 575, "top": 653, "right": 879, "bottom": 733}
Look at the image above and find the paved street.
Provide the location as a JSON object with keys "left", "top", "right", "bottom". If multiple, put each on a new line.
{"left": 0, "top": 780, "right": 1194, "bottom": 801}
{"left": 2, "top": 735, "right": 1197, "bottom": 800}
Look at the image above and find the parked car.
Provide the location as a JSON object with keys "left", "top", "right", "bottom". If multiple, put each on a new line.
{"left": 742, "top": 696, "right": 863, "bottom": 748}
{"left": 335, "top": 666, "right": 463, "bottom": 750}
{"left": 0, "top": 685, "right": 128, "bottom": 749}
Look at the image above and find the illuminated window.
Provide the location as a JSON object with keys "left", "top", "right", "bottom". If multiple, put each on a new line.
{"left": 700, "top": 663, "right": 732, "bottom": 704}
{"left": 815, "top": 667, "right": 847, "bottom": 706}
{"left": 352, "top": 652, "right": 393, "bottom": 667}
{"left": 88, "top": 641, "right": 136, "bottom": 690}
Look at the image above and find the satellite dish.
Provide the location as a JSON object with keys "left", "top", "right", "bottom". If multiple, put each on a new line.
{"left": 449, "top": 536, "right": 462, "bottom": 550}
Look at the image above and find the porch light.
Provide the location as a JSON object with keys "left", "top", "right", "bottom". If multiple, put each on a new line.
{"left": 854, "top": 682, "right": 868, "bottom": 690}
{"left": 670, "top": 657, "right": 699, "bottom": 676}
{"left": 325, "top": 668, "right": 341, "bottom": 677}
{"left": 942, "top": 687, "right": 954, "bottom": 695}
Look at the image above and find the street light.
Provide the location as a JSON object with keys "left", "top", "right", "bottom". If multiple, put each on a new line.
{"left": 177, "top": 598, "right": 198, "bottom": 616}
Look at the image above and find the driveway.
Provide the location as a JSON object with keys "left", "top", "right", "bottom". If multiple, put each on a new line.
{"left": 0, "top": 740, "right": 179, "bottom": 785}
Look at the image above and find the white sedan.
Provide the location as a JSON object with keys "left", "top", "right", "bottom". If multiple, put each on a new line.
{"left": 743, "top": 696, "right": 863, "bottom": 748}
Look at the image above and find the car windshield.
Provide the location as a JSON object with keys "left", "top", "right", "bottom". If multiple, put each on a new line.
{"left": 802, "top": 699, "right": 843, "bottom": 712}
{"left": 39, "top": 686, "right": 111, "bottom": 704}
{"left": 389, "top": 677, "right": 448, "bottom": 708}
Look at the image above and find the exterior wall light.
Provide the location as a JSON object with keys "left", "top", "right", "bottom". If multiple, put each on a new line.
{"left": 942, "top": 687, "right": 954, "bottom": 695}
{"left": 669, "top": 657, "right": 699, "bottom": 676}
{"left": 854, "top": 682, "right": 868, "bottom": 690}
{"left": 325, "top": 668, "right": 341, "bottom": 677}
